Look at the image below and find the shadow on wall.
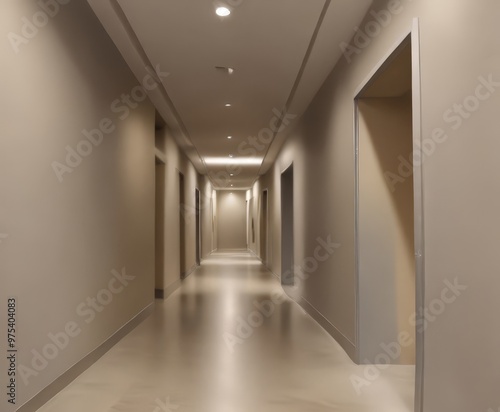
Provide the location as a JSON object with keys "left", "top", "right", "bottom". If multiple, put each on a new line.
{"left": 356, "top": 40, "right": 415, "bottom": 365}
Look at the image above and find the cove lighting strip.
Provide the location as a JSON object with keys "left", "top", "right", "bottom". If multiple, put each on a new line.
{"left": 204, "top": 157, "right": 263, "bottom": 166}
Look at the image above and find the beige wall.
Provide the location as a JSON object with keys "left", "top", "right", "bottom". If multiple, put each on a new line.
{"left": 2, "top": 1, "right": 499, "bottom": 411}
{"left": 358, "top": 95, "right": 415, "bottom": 365}
{"left": 154, "top": 129, "right": 214, "bottom": 294}
{"left": 247, "top": 182, "right": 262, "bottom": 257}
{"left": 200, "top": 178, "right": 216, "bottom": 257}
{"left": 155, "top": 162, "right": 166, "bottom": 290}
{"left": 216, "top": 191, "right": 247, "bottom": 250}
{"left": 252, "top": 1, "right": 500, "bottom": 410}
{"left": 417, "top": 3, "right": 500, "bottom": 410}
{"left": 247, "top": 181, "right": 272, "bottom": 266}
{"left": 0, "top": 0, "right": 155, "bottom": 407}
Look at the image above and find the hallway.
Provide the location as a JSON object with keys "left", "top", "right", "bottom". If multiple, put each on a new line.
{"left": 36, "top": 252, "right": 414, "bottom": 412}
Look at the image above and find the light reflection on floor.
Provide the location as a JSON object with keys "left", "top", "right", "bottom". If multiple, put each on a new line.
{"left": 36, "top": 251, "right": 414, "bottom": 412}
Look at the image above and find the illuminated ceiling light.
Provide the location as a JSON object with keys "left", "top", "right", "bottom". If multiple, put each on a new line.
{"left": 225, "top": 103, "right": 232, "bottom": 107}
{"left": 229, "top": 154, "right": 233, "bottom": 158}
{"left": 227, "top": 135, "right": 232, "bottom": 139}
{"left": 215, "top": 66, "right": 235, "bottom": 75}
{"left": 230, "top": 174, "right": 234, "bottom": 177}
{"left": 205, "top": 157, "right": 263, "bottom": 166}
{"left": 216, "top": 7, "right": 231, "bottom": 17}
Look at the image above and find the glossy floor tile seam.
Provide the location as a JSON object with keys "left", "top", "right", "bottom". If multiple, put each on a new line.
{"left": 36, "top": 251, "right": 414, "bottom": 412}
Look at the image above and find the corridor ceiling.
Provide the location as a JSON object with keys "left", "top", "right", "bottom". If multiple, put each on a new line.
{"left": 87, "top": 0, "right": 372, "bottom": 189}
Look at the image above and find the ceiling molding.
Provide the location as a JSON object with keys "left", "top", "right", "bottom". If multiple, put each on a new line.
{"left": 87, "top": 0, "right": 372, "bottom": 188}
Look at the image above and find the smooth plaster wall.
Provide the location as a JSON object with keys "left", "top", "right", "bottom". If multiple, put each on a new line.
{"left": 216, "top": 191, "right": 247, "bottom": 250}
{"left": 154, "top": 129, "right": 213, "bottom": 294}
{"left": 155, "top": 162, "right": 166, "bottom": 290}
{"left": 0, "top": 0, "right": 155, "bottom": 408}
{"left": 254, "top": 1, "right": 500, "bottom": 410}
{"left": 200, "top": 177, "right": 216, "bottom": 257}
{"left": 358, "top": 95, "right": 415, "bottom": 365}
{"left": 247, "top": 181, "right": 266, "bottom": 260}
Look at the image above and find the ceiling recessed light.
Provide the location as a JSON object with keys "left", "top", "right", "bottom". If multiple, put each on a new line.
{"left": 216, "top": 7, "right": 231, "bottom": 17}
{"left": 230, "top": 174, "right": 234, "bottom": 177}
{"left": 225, "top": 103, "right": 232, "bottom": 107}
{"left": 215, "top": 66, "right": 235, "bottom": 75}
{"left": 227, "top": 135, "right": 232, "bottom": 139}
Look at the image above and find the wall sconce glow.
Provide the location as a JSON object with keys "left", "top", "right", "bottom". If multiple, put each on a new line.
{"left": 216, "top": 7, "right": 231, "bottom": 17}
{"left": 204, "top": 157, "right": 263, "bottom": 166}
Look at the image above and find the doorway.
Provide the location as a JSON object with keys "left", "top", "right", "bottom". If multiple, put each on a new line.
{"left": 155, "top": 157, "right": 165, "bottom": 298}
{"left": 281, "top": 165, "right": 294, "bottom": 286}
{"left": 354, "top": 27, "right": 423, "bottom": 412}
{"left": 195, "top": 188, "right": 201, "bottom": 265}
{"left": 179, "top": 172, "right": 186, "bottom": 278}
{"left": 211, "top": 193, "right": 216, "bottom": 252}
{"left": 247, "top": 198, "right": 255, "bottom": 249}
{"left": 260, "top": 189, "right": 269, "bottom": 265}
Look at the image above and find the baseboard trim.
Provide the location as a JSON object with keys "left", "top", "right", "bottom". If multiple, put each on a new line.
{"left": 260, "top": 263, "right": 356, "bottom": 360}
{"left": 248, "top": 248, "right": 258, "bottom": 256}
{"left": 158, "top": 265, "right": 199, "bottom": 300}
{"left": 181, "top": 264, "right": 197, "bottom": 280}
{"left": 298, "top": 296, "right": 357, "bottom": 362}
{"left": 17, "top": 303, "right": 154, "bottom": 412}
{"left": 248, "top": 248, "right": 261, "bottom": 261}
{"left": 248, "top": 249, "right": 275, "bottom": 272}
{"left": 157, "top": 279, "right": 182, "bottom": 300}
{"left": 269, "top": 269, "right": 280, "bottom": 281}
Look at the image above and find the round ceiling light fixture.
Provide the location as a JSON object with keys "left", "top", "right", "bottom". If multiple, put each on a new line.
{"left": 216, "top": 7, "right": 231, "bottom": 17}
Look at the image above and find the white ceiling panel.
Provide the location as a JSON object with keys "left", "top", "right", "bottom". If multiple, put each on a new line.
{"left": 87, "top": 0, "right": 372, "bottom": 188}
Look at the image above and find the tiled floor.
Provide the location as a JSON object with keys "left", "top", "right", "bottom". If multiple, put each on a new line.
{"left": 37, "top": 252, "right": 414, "bottom": 412}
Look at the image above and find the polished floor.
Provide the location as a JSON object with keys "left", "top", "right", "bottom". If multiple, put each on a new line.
{"left": 37, "top": 252, "right": 414, "bottom": 412}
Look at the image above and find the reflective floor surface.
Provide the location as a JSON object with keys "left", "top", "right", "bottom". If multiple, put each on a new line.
{"left": 37, "top": 252, "right": 414, "bottom": 412}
